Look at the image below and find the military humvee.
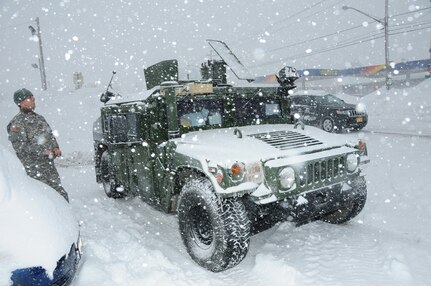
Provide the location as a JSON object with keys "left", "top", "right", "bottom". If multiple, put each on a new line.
{"left": 93, "top": 40, "right": 368, "bottom": 272}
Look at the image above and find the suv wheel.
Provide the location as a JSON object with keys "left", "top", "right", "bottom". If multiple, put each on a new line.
{"left": 321, "top": 176, "right": 367, "bottom": 224}
{"left": 100, "top": 151, "right": 127, "bottom": 199}
{"left": 177, "top": 177, "right": 250, "bottom": 272}
{"left": 321, "top": 117, "right": 335, "bottom": 132}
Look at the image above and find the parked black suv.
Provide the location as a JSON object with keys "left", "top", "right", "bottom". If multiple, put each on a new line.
{"left": 288, "top": 90, "right": 368, "bottom": 132}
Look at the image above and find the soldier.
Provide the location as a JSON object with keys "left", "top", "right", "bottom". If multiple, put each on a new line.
{"left": 6, "top": 88, "right": 69, "bottom": 202}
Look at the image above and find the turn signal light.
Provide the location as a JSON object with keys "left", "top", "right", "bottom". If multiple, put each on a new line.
{"left": 231, "top": 163, "right": 243, "bottom": 175}
{"left": 356, "top": 140, "right": 368, "bottom": 155}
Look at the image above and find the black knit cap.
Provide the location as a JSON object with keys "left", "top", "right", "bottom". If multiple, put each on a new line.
{"left": 13, "top": 88, "right": 34, "bottom": 106}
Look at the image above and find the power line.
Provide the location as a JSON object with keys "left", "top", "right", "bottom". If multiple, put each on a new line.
{"left": 299, "top": 0, "right": 347, "bottom": 21}
{"left": 266, "top": 18, "right": 431, "bottom": 54}
{"left": 236, "top": 1, "right": 428, "bottom": 50}
{"left": 234, "top": 0, "right": 346, "bottom": 47}
{"left": 240, "top": 3, "right": 430, "bottom": 53}
{"left": 270, "top": 0, "right": 330, "bottom": 27}
{"left": 251, "top": 24, "right": 431, "bottom": 68}
{"left": 267, "top": 24, "right": 364, "bottom": 53}
{"left": 335, "top": 20, "right": 431, "bottom": 46}
{"left": 390, "top": 6, "right": 431, "bottom": 18}
{"left": 262, "top": 0, "right": 347, "bottom": 37}
{"left": 0, "top": 20, "right": 34, "bottom": 31}
{"left": 295, "top": 24, "right": 430, "bottom": 61}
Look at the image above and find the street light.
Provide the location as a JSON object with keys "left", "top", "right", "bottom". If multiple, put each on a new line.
{"left": 343, "top": 1, "right": 391, "bottom": 90}
{"left": 28, "top": 17, "right": 47, "bottom": 90}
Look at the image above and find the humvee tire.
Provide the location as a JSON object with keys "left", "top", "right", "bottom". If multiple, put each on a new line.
{"left": 320, "top": 176, "right": 367, "bottom": 224}
{"left": 100, "top": 151, "right": 127, "bottom": 199}
{"left": 177, "top": 177, "right": 250, "bottom": 272}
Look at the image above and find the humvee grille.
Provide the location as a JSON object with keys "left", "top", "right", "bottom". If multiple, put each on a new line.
{"left": 300, "top": 156, "right": 345, "bottom": 186}
{"left": 250, "top": 130, "right": 323, "bottom": 150}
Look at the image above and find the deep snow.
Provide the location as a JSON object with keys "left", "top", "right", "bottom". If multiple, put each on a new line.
{"left": 0, "top": 79, "right": 430, "bottom": 286}
{"left": 1, "top": 0, "right": 430, "bottom": 285}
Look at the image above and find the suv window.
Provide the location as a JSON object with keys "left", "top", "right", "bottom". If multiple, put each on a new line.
{"left": 177, "top": 99, "right": 223, "bottom": 127}
{"left": 292, "top": 97, "right": 309, "bottom": 105}
{"left": 311, "top": 94, "right": 344, "bottom": 106}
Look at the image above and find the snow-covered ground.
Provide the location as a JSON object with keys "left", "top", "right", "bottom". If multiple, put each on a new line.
{"left": 0, "top": 79, "right": 430, "bottom": 286}
{"left": 1, "top": 0, "right": 430, "bottom": 284}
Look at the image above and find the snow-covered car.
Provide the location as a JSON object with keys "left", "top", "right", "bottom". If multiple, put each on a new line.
{"left": 0, "top": 146, "right": 82, "bottom": 286}
{"left": 288, "top": 90, "right": 368, "bottom": 132}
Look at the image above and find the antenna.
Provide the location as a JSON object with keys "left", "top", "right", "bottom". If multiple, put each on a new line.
{"left": 206, "top": 39, "right": 254, "bottom": 82}
{"left": 106, "top": 71, "right": 116, "bottom": 93}
{"left": 100, "top": 71, "right": 117, "bottom": 104}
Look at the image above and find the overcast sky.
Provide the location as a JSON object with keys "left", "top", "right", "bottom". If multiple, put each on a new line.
{"left": 0, "top": 0, "right": 429, "bottom": 95}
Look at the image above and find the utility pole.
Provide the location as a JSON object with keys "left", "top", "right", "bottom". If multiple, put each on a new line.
{"left": 429, "top": 19, "right": 431, "bottom": 78}
{"left": 429, "top": 44, "right": 431, "bottom": 78}
{"left": 29, "top": 17, "right": 47, "bottom": 90}
{"left": 427, "top": 0, "right": 431, "bottom": 78}
{"left": 384, "top": 0, "right": 391, "bottom": 89}
{"left": 343, "top": 1, "right": 391, "bottom": 89}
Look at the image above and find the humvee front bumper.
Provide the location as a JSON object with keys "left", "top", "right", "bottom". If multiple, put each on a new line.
{"left": 280, "top": 177, "right": 366, "bottom": 224}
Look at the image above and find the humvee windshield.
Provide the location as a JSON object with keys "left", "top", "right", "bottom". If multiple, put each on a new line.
{"left": 177, "top": 99, "right": 223, "bottom": 127}
{"left": 176, "top": 95, "right": 284, "bottom": 129}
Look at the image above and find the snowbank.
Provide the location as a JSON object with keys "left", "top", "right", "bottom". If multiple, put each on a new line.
{"left": 0, "top": 146, "right": 79, "bottom": 284}
{"left": 341, "top": 79, "right": 431, "bottom": 135}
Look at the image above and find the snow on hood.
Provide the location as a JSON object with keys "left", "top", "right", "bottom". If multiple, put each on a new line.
{"left": 174, "top": 124, "right": 353, "bottom": 166}
{"left": 0, "top": 147, "right": 79, "bottom": 283}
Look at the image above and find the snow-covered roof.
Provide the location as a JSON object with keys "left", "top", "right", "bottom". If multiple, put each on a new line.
{"left": 292, "top": 89, "right": 330, "bottom": 96}
{"left": 105, "top": 88, "right": 156, "bottom": 104}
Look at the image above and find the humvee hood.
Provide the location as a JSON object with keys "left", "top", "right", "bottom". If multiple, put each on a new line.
{"left": 173, "top": 124, "right": 352, "bottom": 165}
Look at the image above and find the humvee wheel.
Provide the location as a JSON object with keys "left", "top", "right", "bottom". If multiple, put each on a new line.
{"left": 177, "top": 177, "right": 250, "bottom": 272}
{"left": 100, "top": 151, "right": 127, "bottom": 199}
{"left": 322, "top": 117, "right": 335, "bottom": 132}
{"left": 321, "top": 177, "right": 367, "bottom": 224}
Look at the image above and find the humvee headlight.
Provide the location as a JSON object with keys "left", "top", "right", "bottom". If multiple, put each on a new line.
{"left": 228, "top": 162, "right": 245, "bottom": 182}
{"left": 279, "top": 167, "right": 296, "bottom": 190}
{"left": 346, "top": 153, "right": 359, "bottom": 172}
{"left": 244, "top": 162, "right": 264, "bottom": 184}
